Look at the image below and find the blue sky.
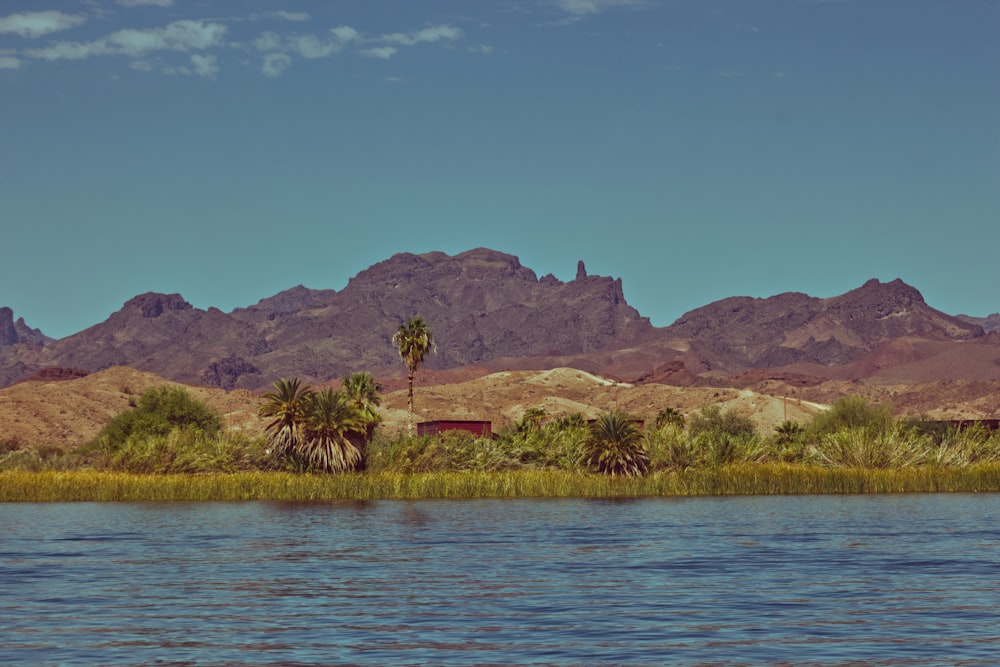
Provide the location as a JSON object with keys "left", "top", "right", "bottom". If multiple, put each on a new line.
{"left": 2, "top": 0, "right": 998, "bottom": 339}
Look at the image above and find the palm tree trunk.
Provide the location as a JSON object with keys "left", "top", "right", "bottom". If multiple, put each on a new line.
{"left": 407, "top": 371, "right": 415, "bottom": 431}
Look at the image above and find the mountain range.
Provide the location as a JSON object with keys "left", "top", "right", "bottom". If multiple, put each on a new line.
{"left": 3, "top": 248, "right": 999, "bottom": 402}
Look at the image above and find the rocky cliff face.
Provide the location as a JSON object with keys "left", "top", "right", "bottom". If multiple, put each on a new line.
{"left": 5, "top": 249, "right": 653, "bottom": 390}
{"left": 0, "top": 307, "right": 50, "bottom": 348}
{"left": 661, "top": 278, "right": 983, "bottom": 373}
{"left": 1, "top": 254, "right": 993, "bottom": 391}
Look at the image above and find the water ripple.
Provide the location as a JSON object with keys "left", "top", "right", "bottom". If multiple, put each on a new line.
{"left": 1, "top": 495, "right": 999, "bottom": 665}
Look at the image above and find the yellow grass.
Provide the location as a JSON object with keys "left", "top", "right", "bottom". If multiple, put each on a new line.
{"left": 4, "top": 464, "right": 1000, "bottom": 502}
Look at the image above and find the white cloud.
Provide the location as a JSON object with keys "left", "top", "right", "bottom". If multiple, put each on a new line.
{"left": 330, "top": 25, "right": 360, "bottom": 43}
{"left": 25, "top": 19, "right": 228, "bottom": 61}
{"left": 129, "top": 59, "right": 154, "bottom": 71}
{"left": 288, "top": 34, "right": 339, "bottom": 59}
{"left": 361, "top": 46, "right": 397, "bottom": 60}
{"left": 468, "top": 44, "right": 493, "bottom": 55}
{"left": 274, "top": 11, "right": 309, "bottom": 22}
{"left": 117, "top": 0, "right": 175, "bottom": 6}
{"left": 380, "top": 24, "right": 462, "bottom": 46}
{"left": 252, "top": 31, "right": 282, "bottom": 52}
{"left": 26, "top": 41, "right": 104, "bottom": 61}
{"left": 554, "top": 0, "right": 645, "bottom": 15}
{"left": 190, "top": 53, "right": 219, "bottom": 78}
{"left": 0, "top": 54, "right": 22, "bottom": 69}
{"left": 262, "top": 52, "right": 291, "bottom": 77}
{"left": 108, "top": 20, "right": 228, "bottom": 54}
{"left": 0, "top": 11, "right": 86, "bottom": 38}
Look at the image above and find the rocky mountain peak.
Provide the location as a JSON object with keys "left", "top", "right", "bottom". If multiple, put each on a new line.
{"left": 0, "top": 307, "right": 51, "bottom": 348}
{"left": 839, "top": 278, "right": 926, "bottom": 312}
{"left": 123, "top": 293, "right": 193, "bottom": 319}
{"left": 241, "top": 285, "right": 338, "bottom": 317}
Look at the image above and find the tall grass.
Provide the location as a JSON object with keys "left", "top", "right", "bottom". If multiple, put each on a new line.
{"left": 4, "top": 465, "right": 1000, "bottom": 502}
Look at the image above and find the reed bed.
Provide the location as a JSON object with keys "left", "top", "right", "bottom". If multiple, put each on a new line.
{"left": 4, "top": 464, "right": 1000, "bottom": 502}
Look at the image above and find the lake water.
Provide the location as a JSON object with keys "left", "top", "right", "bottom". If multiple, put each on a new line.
{"left": 1, "top": 494, "right": 999, "bottom": 666}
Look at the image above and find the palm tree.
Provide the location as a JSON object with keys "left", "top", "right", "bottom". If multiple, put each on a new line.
{"left": 342, "top": 371, "right": 383, "bottom": 441}
{"left": 258, "top": 377, "right": 313, "bottom": 459}
{"left": 300, "top": 388, "right": 365, "bottom": 472}
{"left": 518, "top": 407, "right": 547, "bottom": 433}
{"left": 391, "top": 316, "right": 435, "bottom": 418}
{"left": 655, "top": 407, "right": 686, "bottom": 429}
{"left": 774, "top": 420, "right": 804, "bottom": 445}
{"left": 581, "top": 411, "right": 650, "bottom": 477}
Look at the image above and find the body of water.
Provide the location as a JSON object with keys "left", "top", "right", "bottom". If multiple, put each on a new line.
{"left": 1, "top": 494, "right": 999, "bottom": 666}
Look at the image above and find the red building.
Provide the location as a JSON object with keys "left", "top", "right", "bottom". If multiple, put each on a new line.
{"left": 416, "top": 420, "right": 493, "bottom": 437}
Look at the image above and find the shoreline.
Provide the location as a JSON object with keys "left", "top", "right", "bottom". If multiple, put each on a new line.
{"left": 4, "top": 465, "right": 1000, "bottom": 502}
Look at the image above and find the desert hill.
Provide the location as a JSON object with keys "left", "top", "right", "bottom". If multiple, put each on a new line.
{"left": 2, "top": 366, "right": 829, "bottom": 449}
{"left": 6, "top": 361, "right": 1000, "bottom": 450}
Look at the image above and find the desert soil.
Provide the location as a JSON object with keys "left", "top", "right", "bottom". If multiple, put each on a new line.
{"left": 2, "top": 366, "right": 826, "bottom": 449}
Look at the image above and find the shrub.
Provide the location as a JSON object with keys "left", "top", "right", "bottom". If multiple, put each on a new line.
{"left": 805, "top": 396, "right": 894, "bottom": 441}
{"left": 808, "top": 422, "right": 931, "bottom": 468}
{"left": 645, "top": 423, "right": 703, "bottom": 471}
{"left": 366, "top": 430, "right": 516, "bottom": 473}
{"left": 93, "top": 386, "right": 222, "bottom": 452}
{"left": 0, "top": 436, "right": 24, "bottom": 456}
{"left": 688, "top": 405, "right": 757, "bottom": 438}
{"left": 655, "top": 407, "right": 686, "bottom": 429}
{"left": 927, "top": 424, "right": 1000, "bottom": 467}
{"left": 498, "top": 421, "right": 587, "bottom": 470}
{"left": 91, "top": 429, "right": 272, "bottom": 474}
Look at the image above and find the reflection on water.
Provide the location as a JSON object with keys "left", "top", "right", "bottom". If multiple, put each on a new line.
{"left": 1, "top": 495, "right": 999, "bottom": 666}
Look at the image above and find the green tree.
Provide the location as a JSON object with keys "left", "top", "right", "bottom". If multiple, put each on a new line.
{"left": 391, "top": 316, "right": 435, "bottom": 418}
{"left": 580, "top": 411, "right": 650, "bottom": 477}
{"left": 342, "top": 371, "right": 383, "bottom": 437}
{"left": 300, "top": 388, "right": 365, "bottom": 472}
{"left": 517, "top": 407, "right": 548, "bottom": 432}
{"left": 655, "top": 407, "right": 686, "bottom": 429}
{"left": 258, "top": 377, "right": 312, "bottom": 459}
{"left": 688, "top": 405, "right": 756, "bottom": 438}
{"left": 95, "top": 385, "right": 221, "bottom": 450}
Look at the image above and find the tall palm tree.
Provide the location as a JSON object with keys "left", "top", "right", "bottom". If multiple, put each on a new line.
{"left": 300, "top": 388, "right": 365, "bottom": 472}
{"left": 391, "top": 316, "right": 435, "bottom": 418}
{"left": 258, "top": 377, "right": 313, "bottom": 459}
{"left": 581, "top": 411, "right": 650, "bottom": 477}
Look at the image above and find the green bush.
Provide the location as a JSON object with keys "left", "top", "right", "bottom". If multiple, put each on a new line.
{"left": 654, "top": 407, "right": 686, "bottom": 429}
{"left": 805, "top": 396, "right": 894, "bottom": 441}
{"left": 927, "top": 424, "right": 1000, "bottom": 467}
{"left": 688, "top": 405, "right": 757, "bottom": 438}
{"left": 808, "top": 422, "right": 930, "bottom": 468}
{"left": 497, "top": 422, "right": 587, "bottom": 470}
{"left": 93, "top": 386, "right": 222, "bottom": 452}
{"left": 94, "top": 430, "right": 273, "bottom": 474}
{"left": 367, "top": 430, "right": 517, "bottom": 473}
{"left": 645, "top": 423, "right": 702, "bottom": 471}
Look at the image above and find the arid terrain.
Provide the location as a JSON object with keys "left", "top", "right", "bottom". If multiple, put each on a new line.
{"left": 6, "top": 362, "right": 999, "bottom": 450}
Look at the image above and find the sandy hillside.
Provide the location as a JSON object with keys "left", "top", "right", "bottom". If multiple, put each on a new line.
{"left": 377, "top": 367, "right": 824, "bottom": 434}
{"left": 0, "top": 367, "right": 264, "bottom": 449}
{"left": 1, "top": 366, "right": 827, "bottom": 448}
